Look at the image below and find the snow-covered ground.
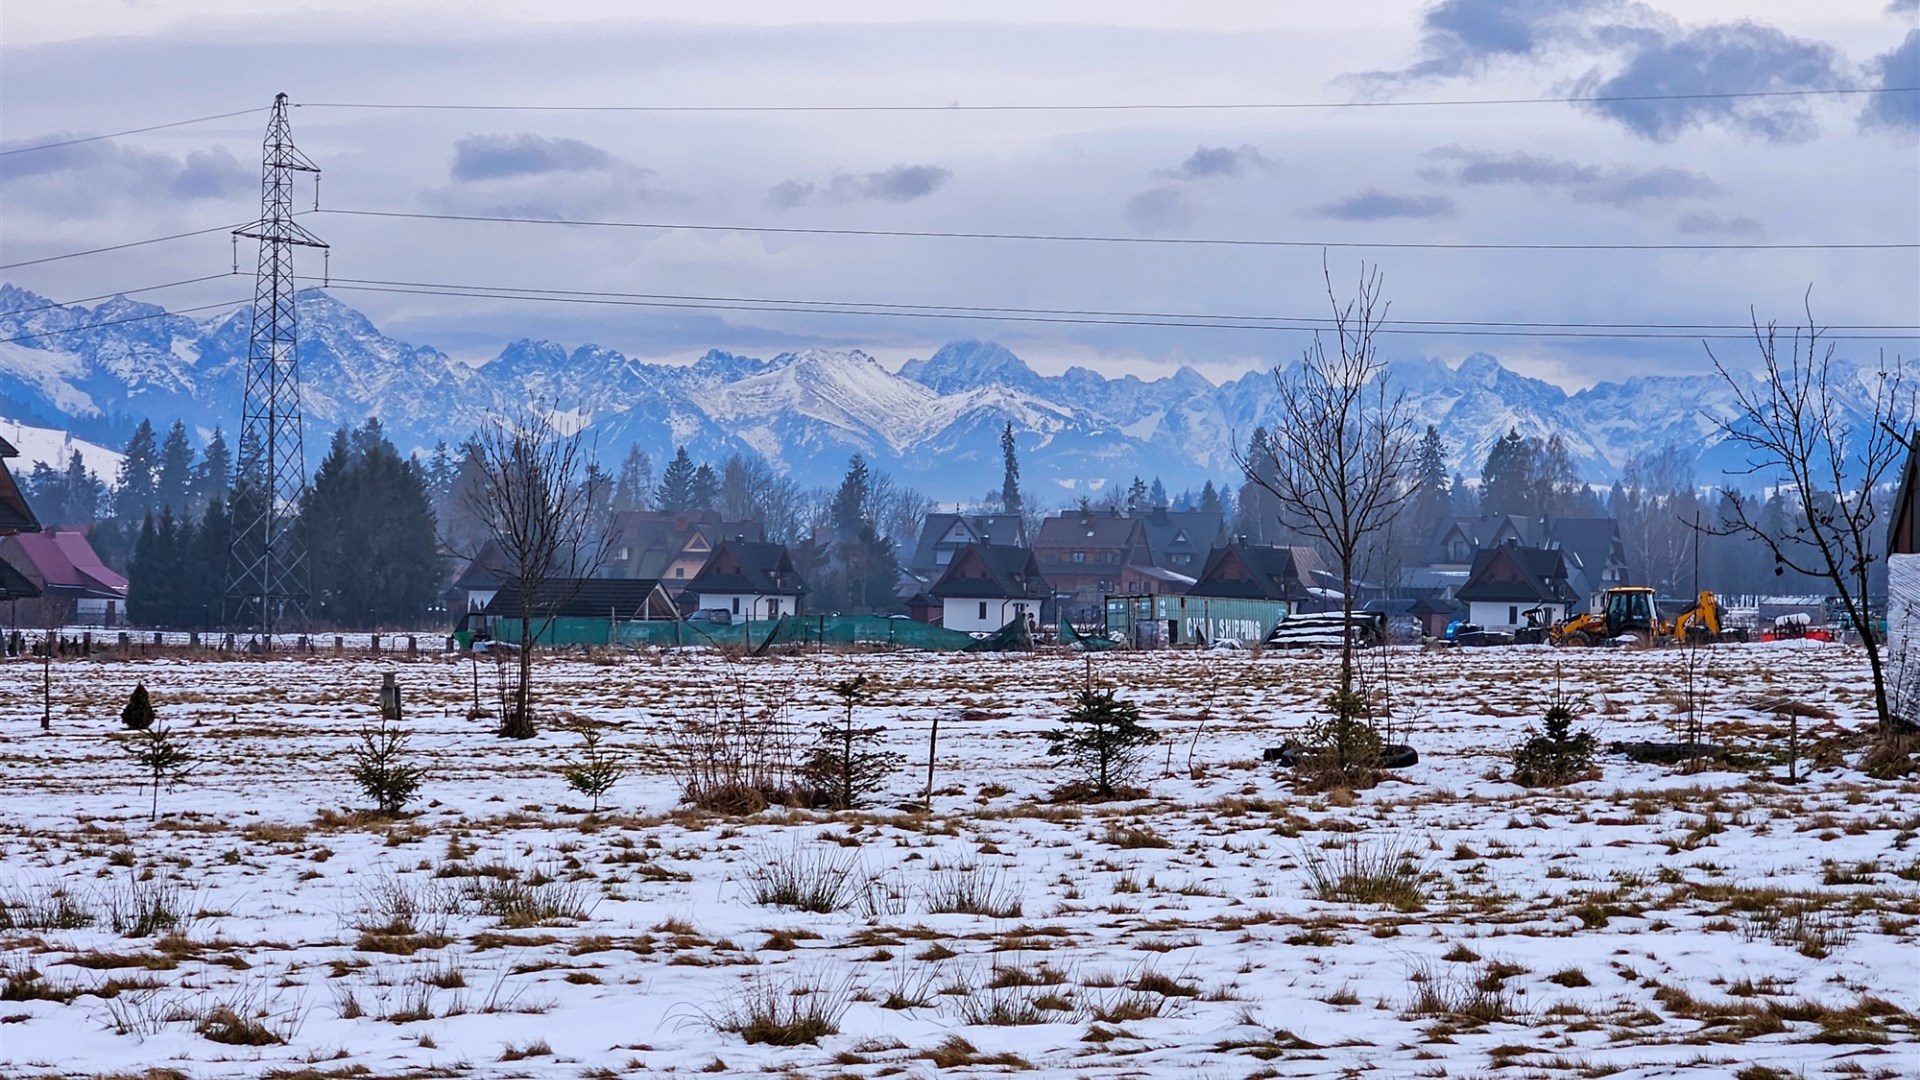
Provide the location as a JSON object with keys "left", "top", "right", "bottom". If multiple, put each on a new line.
{"left": 0, "top": 642, "right": 1913, "bottom": 1078}
{"left": 0, "top": 418, "right": 122, "bottom": 477}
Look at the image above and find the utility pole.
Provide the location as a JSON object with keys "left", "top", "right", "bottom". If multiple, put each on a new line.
{"left": 226, "top": 92, "right": 327, "bottom": 644}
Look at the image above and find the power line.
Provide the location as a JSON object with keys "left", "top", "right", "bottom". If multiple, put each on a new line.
{"left": 0, "top": 107, "right": 267, "bottom": 157}
{"left": 0, "top": 273, "right": 239, "bottom": 318}
{"left": 314, "top": 207, "right": 1916, "bottom": 253}
{"left": 0, "top": 300, "right": 246, "bottom": 346}
{"left": 306, "top": 277, "right": 1919, "bottom": 341}
{"left": 0, "top": 224, "right": 245, "bottom": 270}
{"left": 313, "top": 274, "right": 1920, "bottom": 333}
{"left": 297, "top": 85, "right": 1916, "bottom": 113}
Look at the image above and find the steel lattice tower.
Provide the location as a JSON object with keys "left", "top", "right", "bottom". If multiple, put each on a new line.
{"left": 226, "top": 92, "right": 327, "bottom": 639}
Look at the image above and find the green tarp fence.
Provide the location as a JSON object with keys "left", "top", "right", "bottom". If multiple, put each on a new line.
{"left": 492, "top": 613, "right": 1043, "bottom": 652}
{"left": 1059, "top": 618, "right": 1118, "bottom": 651}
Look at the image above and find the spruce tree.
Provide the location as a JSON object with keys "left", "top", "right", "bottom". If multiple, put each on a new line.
{"left": 1147, "top": 477, "right": 1168, "bottom": 509}
{"left": 1199, "top": 480, "right": 1222, "bottom": 515}
{"left": 116, "top": 420, "right": 159, "bottom": 524}
{"left": 656, "top": 446, "right": 697, "bottom": 511}
{"left": 1480, "top": 428, "right": 1537, "bottom": 519}
{"left": 157, "top": 421, "right": 194, "bottom": 519}
{"left": 194, "top": 428, "right": 231, "bottom": 512}
{"left": 689, "top": 463, "right": 719, "bottom": 511}
{"left": 999, "top": 422, "right": 1022, "bottom": 515}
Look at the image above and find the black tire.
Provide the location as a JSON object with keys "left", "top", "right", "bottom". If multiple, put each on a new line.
{"left": 1563, "top": 631, "right": 1592, "bottom": 647}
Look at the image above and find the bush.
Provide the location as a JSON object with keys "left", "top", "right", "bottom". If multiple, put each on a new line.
{"left": 664, "top": 682, "right": 800, "bottom": 813}
{"left": 923, "top": 862, "right": 1023, "bottom": 919}
{"left": 1042, "top": 686, "right": 1156, "bottom": 800}
{"left": 562, "top": 725, "right": 623, "bottom": 812}
{"left": 119, "top": 724, "right": 194, "bottom": 820}
{"left": 120, "top": 683, "right": 154, "bottom": 731}
{"left": 1291, "top": 689, "right": 1383, "bottom": 792}
{"left": 352, "top": 719, "right": 424, "bottom": 817}
{"left": 1511, "top": 699, "right": 1598, "bottom": 787}
{"left": 798, "top": 675, "right": 901, "bottom": 809}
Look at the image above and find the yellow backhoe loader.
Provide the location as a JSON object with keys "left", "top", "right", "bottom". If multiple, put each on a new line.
{"left": 1548, "top": 587, "right": 1747, "bottom": 646}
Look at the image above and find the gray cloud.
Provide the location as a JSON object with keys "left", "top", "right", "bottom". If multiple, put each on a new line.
{"left": 769, "top": 163, "right": 953, "bottom": 209}
{"left": 1576, "top": 22, "right": 1850, "bottom": 143}
{"left": 1157, "top": 144, "right": 1274, "bottom": 180}
{"left": 1862, "top": 30, "right": 1919, "bottom": 132}
{"left": 1422, "top": 146, "right": 1722, "bottom": 206}
{"left": 1308, "top": 190, "right": 1456, "bottom": 221}
{"left": 1889, "top": 0, "right": 1918, "bottom": 12}
{"left": 1675, "top": 210, "right": 1763, "bottom": 238}
{"left": 0, "top": 139, "right": 251, "bottom": 210}
{"left": 450, "top": 133, "right": 617, "bottom": 182}
{"left": 1360, "top": 2, "right": 1852, "bottom": 144}
{"left": 1122, "top": 187, "right": 1193, "bottom": 232}
{"left": 1363, "top": 0, "right": 1633, "bottom": 81}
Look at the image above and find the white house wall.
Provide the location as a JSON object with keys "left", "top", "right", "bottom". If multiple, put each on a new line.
{"left": 942, "top": 597, "right": 1036, "bottom": 633}
{"left": 1887, "top": 554, "right": 1920, "bottom": 725}
{"left": 697, "top": 593, "right": 793, "bottom": 620}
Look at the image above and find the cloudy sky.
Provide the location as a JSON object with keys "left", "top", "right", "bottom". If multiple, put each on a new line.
{"left": 2, "top": 0, "right": 1914, "bottom": 388}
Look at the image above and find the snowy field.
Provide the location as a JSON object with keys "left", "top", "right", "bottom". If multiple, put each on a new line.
{"left": 0, "top": 642, "right": 1914, "bottom": 1079}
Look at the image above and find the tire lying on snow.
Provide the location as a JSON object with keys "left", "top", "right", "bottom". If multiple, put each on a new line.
{"left": 1263, "top": 743, "right": 1419, "bottom": 769}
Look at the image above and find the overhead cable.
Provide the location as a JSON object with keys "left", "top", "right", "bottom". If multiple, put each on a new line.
{"left": 0, "top": 108, "right": 267, "bottom": 157}
{"left": 313, "top": 208, "right": 1917, "bottom": 253}
{"left": 296, "top": 85, "right": 1916, "bottom": 113}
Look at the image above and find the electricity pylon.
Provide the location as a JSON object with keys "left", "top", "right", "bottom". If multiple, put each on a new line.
{"left": 226, "top": 92, "right": 326, "bottom": 640}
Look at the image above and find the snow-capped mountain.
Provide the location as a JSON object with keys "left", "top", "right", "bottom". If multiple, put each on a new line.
{"left": 0, "top": 284, "right": 1892, "bottom": 498}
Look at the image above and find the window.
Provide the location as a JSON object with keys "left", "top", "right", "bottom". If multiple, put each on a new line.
{"left": 1072, "top": 552, "right": 1086, "bottom": 564}
{"left": 1508, "top": 605, "right": 1517, "bottom": 624}
{"left": 1013, "top": 603, "right": 1026, "bottom": 618}
{"left": 767, "top": 599, "right": 780, "bottom": 618}
{"left": 978, "top": 601, "right": 988, "bottom": 620}
{"left": 674, "top": 566, "right": 685, "bottom": 578}
{"left": 732, "top": 597, "right": 741, "bottom": 615}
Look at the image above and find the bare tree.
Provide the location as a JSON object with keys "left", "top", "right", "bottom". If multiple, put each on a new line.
{"left": 462, "top": 406, "right": 611, "bottom": 739}
{"left": 1237, "top": 258, "right": 1416, "bottom": 696}
{"left": 1704, "top": 295, "right": 1912, "bottom": 736}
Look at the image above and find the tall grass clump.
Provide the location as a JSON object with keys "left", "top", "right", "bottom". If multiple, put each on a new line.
{"left": 1299, "top": 836, "right": 1428, "bottom": 911}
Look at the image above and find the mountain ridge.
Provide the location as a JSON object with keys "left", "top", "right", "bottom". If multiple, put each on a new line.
{"left": 0, "top": 285, "right": 1886, "bottom": 499}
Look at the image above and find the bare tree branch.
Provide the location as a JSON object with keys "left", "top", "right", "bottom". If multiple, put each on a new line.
{"left": 1233, "top": 257, "right": 1416, "bottom": 693}
{"left": 1701, "top": 292, "right": 1913, "bottom": 735}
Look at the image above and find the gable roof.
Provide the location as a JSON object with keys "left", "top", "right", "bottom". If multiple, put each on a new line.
{"left": 1891, "top": 431, "right": 1920, "bottom": 556}
{"left": 481, "top": 578, "right": 677, "bottom": 620}
{"left": 0, "top": 445, "right": 37, "bottom": 534}
{"left": 4, "top": 530, "right": 127, "bottom": 598}
{"left": 0, "top": 553, "right": 40, "bottom": 600}
{"left": 929, "top": 543, "right": 1050, "bottom": 600}
{"left": 450, "top": 539, "right": 514, "bottom": 592}
{"left": 1132, "top": 507, "right": 1225, "bottom": 569}
{"left": 685, "top": 540, "right": 805, "bottom": 595}
{"left": 1188, "top": 542, "right": 1328, "bottom": 601}
{"left": 1454, "top": 544, "right": 1578, "bottom": 605}
{"left": 604, "top": 509, "right": 764, "bottom": 578}
{"left": 1034, "top": 511, "right": 1150, "bottom": 554}
{"left": 908, "top": 512, "right": 1026, "bottom": 572}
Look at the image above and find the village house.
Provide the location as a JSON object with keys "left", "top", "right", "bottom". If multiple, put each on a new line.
{"left": 1187, "top": 541, "right": 1337, "bottom": 608}
{"left": 601, "top": 509, "right": 764, "bottom": 585}
{"left": 898, "top": 510, "right": 1029, "bottom": 610}
{"left": 1130, "top": 505, "right": 1226, "bottom": 576}
{"left": 479, "top": 577, "right": 680, "bottom": 646}
{"left": 926, "top": 542, "right": 1050, "bottom": 633}
{"left": 1453, "top": 542, "right": 1580, "bottom": 630}
{"left": 1033, "top": 509, "right": 1154, "bottom": 620}
{"left": 0, "top": 528, "right": 129, "bottom": 627}
{"left": 0, "top": 435, "right": 43, "bottom": 608}
{"left": 682, "top": 539, "right": 805, "bottom": 620}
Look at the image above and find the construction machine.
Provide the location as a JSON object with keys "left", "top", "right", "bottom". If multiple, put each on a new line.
{"left": 1549, "top": 587, "right": 1747, "bottom": 646}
